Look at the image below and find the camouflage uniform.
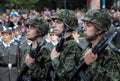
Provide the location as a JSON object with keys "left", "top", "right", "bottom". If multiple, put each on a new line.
{"left": 50, "top": 9, "right": 83, "bottom": 81}
{"left": 82, "top": 9, "right": 120, "bottom": 81}
{"left": 81, "top": 43, "right": 120, "bottom": 81}
{"left": 22, "top": 16, "right": 50, "bottom": 81}
{"left": 52, "top": 37, "right": 82, "bottom": 81}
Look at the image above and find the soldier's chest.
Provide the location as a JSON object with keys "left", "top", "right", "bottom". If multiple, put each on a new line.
{"left": 0, "top": 44, "right": 18, "bottom": 56}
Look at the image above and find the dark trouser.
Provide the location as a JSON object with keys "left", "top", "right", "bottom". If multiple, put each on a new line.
{"left": 22, "top": 75, "right": 31, "bottom": 81}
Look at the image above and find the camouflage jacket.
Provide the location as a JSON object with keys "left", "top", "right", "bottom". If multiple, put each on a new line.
{"left": 22, "top": 40, "right": 50, "bottom": 81}
{"left": 51, "top": 35, "right": 83, "bottom": 81}
{"left": 83, "top": 43, "right": 120, "bottom": 81}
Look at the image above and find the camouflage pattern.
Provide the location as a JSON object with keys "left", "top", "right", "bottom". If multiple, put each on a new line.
{"left": 22, "top": 36, "right": 82, "bottom": 81}
{"left": 51, "top": 36, "right": 82, "bottom": 81}
{"left": 80, "top": 9, "right": 120, "bottom": 81}
{"left": 49, "top": 9, "right": 83, "bottom": 81}
{"left": 82, "top": 43, "right": 120, "bottom": 81}
{"left": 26, "top": 16, "right": 49, "bottom": 36}
{"left": 21, "top": 16, "right": 50, "bottom": 81}
{"left": 29, "top": 45, "right": 51, "bottom": 80}
{"left": 22, "top": 41, "right": 50, "bottom": 81}
{"left": 51, "top": 9, "right": 78, "bottom": 30}
{"left": 82, "top": 9, "right": 112, "bottom": 31}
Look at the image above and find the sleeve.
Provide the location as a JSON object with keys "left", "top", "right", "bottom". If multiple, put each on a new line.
{"left": 28, "top": 46, "right": 51, "bottom": 79}
{"left": 103, "top": 48, "right": 120, "bottom": 80}
{"left": 21, "top": 46, "right": 31, "bottom": 66}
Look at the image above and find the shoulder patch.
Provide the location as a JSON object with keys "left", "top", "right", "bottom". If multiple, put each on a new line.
{"left": 12, "top": 42, "right": 18, "bottom": 45}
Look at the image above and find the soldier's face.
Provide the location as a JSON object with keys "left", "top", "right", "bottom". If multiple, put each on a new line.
{"left": 2, "top": 33, "right": 12, "bottom": 42}
{"left": 50, "top": 19, "right": 64, "bottom": 36}
{"left": 83, "top": 22, "right": 96, "bottom": 38}
{"left": 26, "top": 25, "right": 38, "bottom": 40}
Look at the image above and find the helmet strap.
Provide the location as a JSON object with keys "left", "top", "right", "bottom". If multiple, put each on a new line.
{"left": 28, "top": 30, "right": 40, "bottom": 41}
{"left": 86, "top": 28, "right": 104, "bottom": 42}
{"left": 64, "top": 22, "right": 74, "bottom": 31}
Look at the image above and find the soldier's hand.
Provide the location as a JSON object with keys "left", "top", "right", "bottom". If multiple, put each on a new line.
{"left": 84, "top": 49, "right": 98, "bottom": 65}
{"left": 50, "top": 48, "right": 60, "bottom": 60}
{"left": 25, "top": 54, "right": 35, "bottom": 66}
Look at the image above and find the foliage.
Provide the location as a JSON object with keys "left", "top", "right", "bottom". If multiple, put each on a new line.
{"left": 7, "top": 0, "right": 39, "bottom": 10}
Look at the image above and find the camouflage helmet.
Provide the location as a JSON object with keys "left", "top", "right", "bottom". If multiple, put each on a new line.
{"left": 82, "top": 9, "right": 112, "bottom": 31}
{"left": 51, "top": 9, "right": 78, "bottom": 30}
{"left": 26, "top": 16, "right": 49, "bottom": 36}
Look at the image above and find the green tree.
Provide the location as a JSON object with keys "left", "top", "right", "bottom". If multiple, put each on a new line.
{"left": 8, "top": 0, "right": 39, "bottom": 10}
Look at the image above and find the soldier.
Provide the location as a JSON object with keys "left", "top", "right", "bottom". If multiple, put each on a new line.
{"left": 0, "top": 26, "right": 21, "bottom": 81}
{"left": 81, "top": 9, "right": 120, "bottom": 81}
{"left": 21, "top": 16, "right": 49, "bottom": 81}
{"left": 49, "top": 9, "right": 83, "bottom": 81}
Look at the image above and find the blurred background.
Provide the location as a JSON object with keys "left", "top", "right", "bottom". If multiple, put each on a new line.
{"left": 0, "top": 0, "right": 120, "bottom": 13}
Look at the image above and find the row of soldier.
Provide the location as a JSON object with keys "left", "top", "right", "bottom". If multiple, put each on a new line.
{"left": 0, "top": 9, "right": 120, "bottom": 81}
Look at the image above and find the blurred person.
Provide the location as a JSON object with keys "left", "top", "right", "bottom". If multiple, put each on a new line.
{"left": 43, "top": 7, "right": 51, "bottom": 17}
{"left": 72, "top": 31, "right": 88, "bottom": 49}
{"left": 19, "top": 17, "right": 27, "bottom": 36}
{"left": 75, "top": 11, "right": 85, "bottom": 32}
{"left": 10, "top": 9, "right": 19, "bottom": 17}
{"left": 46, "top": 27, "right": 59, "bottom": 52}
{"left": 13, "top": 25, "right": 28, "bottom": 63}
{"left": 0, "top": 26, "right": 21, "bottom": 81}
{"left": 1, "top": 13, "right": 10, "bottom": 26}
{"left": 9, "top": 15, "right": 21, "bottom": 30}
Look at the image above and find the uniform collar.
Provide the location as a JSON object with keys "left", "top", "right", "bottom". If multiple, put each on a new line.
{"left": 14, "top": 35, "right": 22, "bottom": 40}
{"left": 2, "top": 41, "right": 13, "bottom": 47}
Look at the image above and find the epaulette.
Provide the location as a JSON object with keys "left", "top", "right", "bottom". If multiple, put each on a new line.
{"left": 19, "top": 40, "right": 27, "bottom": 48}
{"left": 11, "top": 42, "right": 18, "bottom": 45}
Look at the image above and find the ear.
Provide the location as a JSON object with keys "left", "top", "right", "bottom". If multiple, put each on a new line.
{"left": 98, "top": 30, "right": 103, "bottom": 34}
{"left": 95, "top": 28, "right": 103, "bottom": 35}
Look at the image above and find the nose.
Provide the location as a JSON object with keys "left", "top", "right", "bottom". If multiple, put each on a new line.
{"left": 83, "top": 25, "right": 87, "bottom": 31}
{"left": 27, "top": 26, "right": 31, "bottom": 32}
